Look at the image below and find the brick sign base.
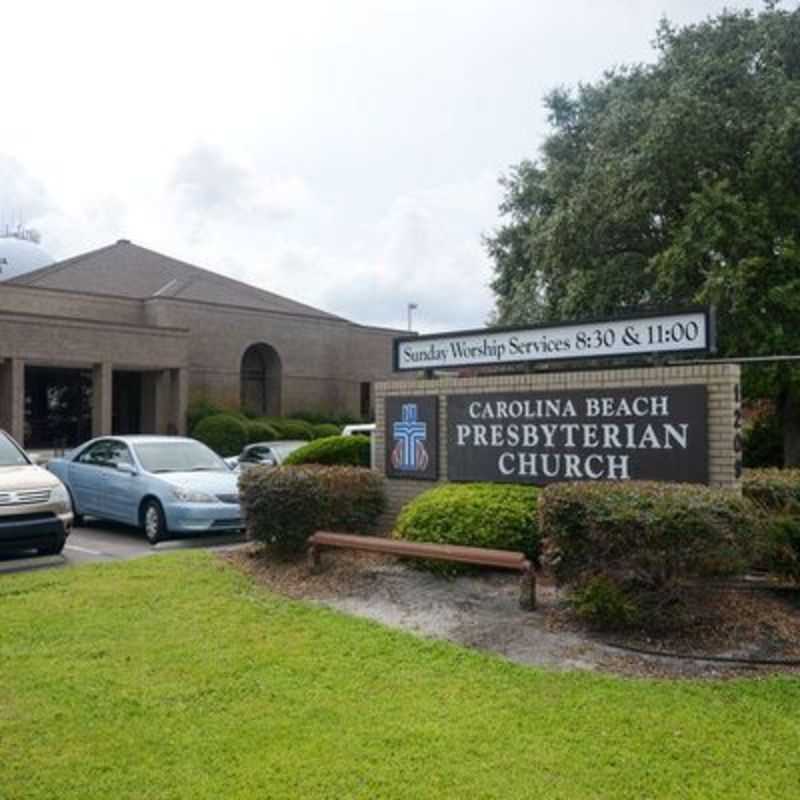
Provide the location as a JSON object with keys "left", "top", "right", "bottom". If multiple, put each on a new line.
{"left": 375, "top": 365, "right": 741, "bottom": 527}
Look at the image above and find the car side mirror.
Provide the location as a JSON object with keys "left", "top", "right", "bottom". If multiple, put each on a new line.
{"left": 116, "top": 462, "right": 138, "bottom": 476}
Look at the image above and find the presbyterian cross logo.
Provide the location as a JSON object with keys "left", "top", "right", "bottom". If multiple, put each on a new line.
{"left": 391, "top": 403, "right": 430, "bottom": 471}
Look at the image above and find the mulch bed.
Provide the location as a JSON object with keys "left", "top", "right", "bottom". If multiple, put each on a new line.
{"left": 548, "top": 581, "right": 800, "bottom": 662}
{"left": 223, "top": 544, "right": 800, "bottom": 677}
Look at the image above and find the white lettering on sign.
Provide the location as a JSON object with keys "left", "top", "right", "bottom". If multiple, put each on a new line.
{"left": 446, "top": 386, "right": 708, "bottom": 485}
{"left": 395, "top": 310, "right": 710, "bottom": 371}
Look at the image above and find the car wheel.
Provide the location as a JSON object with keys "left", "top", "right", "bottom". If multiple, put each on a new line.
{"left": 66, "top": 489, "right": 84, "bottom": 526}
{"left": 38, "top": 536, "right": 66, "bottom": 556}
{"left": 142, "top": 500, "right": 167, "bottom": 545}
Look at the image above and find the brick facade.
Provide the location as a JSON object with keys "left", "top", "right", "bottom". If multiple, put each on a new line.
{"left": 375, "top": 364, "right": 741, "bottom": 526}
{"left": 0, "top": 241, "right": 403, "bottom": 447}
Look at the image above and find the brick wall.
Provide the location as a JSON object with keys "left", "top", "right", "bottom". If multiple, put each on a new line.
{"left": 375, "top": 364, "right": 741, "bottom": 527}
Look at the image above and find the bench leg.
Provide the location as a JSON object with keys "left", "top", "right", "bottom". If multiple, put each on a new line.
{"left": 519, "top": 565, "right": 536, "bottom": 611}
{"left": 308, "top": 544, "right": 322, "bottom": 574}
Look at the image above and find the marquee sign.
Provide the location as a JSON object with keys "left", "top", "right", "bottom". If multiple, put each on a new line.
{"left": 394, "top": 309, "right": 714, "bottom": 372}
{"left": 447, "top": 385, "right": 708, "bottom": 485}
{"left": 385, "top": 395, "right": 439, "bottom": 481}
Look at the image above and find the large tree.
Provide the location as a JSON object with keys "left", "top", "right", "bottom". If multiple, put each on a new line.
{"left": 486, "top": 2, "right": 800, "bottom": 461}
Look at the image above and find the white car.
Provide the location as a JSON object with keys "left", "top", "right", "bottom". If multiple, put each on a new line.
{"left": 342, "top": 424, "right": 376, "bottom": 469}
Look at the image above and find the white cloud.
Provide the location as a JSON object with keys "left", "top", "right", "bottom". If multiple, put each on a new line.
{"left": 316, "top": 174, "right": 500, "bottom": 330}
{"left": 0, "top": 0, "right": 767, "bottom": 332}
{"left": 0, "top": 156, "right": 50, "bottom": 230}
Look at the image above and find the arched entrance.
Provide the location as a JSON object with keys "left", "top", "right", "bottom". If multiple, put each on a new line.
{"left": 240, "top": 343, "right": 282, "bottom": 416}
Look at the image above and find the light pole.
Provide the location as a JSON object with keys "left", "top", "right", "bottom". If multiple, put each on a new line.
{"left": 407, "top": 302, "right": 418, "bottom": 332}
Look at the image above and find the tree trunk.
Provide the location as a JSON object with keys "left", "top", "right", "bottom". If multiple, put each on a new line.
{"left": 780, "top": 388, "right": 800, "bottom": 467}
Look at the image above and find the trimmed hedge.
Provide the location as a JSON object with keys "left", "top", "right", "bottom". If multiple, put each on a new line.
{"left": 540, "top": 482, "right": 757, "bottom": 606}
{"left": 395, "top": 484, "right": 541, "bottom": 567}
{"left": 743, "top": 469, "right": 800, "bottom": 581}
{"left": 240, "top": 465, "right": 385, "bottom": 554}
{"left": 284, "top": 436, "right": 370, "bottom": 468}
{"left": 760, "top": 515, "right": 800, "bottom": 582}
{"left": 743, "top": 468, "right": 800, "bottom": 511}
{"left": 246, "top": 420, "right": 280, "bottom": 445}
{"left": 288, "top": 410, "right": 361, "bottom": 427}
{"left": 187, "top": 399, "right": 224, "bottom": 434}
{"left": 312, "top": 423, "right": 342, "bottom": 439}
{"left": 264, "top": 418, "right": 315, "bottom": 441}
{"left": 192, "top": 414, "right": 248, "bottom": 457}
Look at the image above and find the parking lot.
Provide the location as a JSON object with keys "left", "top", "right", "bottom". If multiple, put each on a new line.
{"left": 0, "top": 519, "right": 246, "bottom": 575}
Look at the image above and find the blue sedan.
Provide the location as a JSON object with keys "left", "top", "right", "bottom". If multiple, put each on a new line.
{"left": 48, "top": 436, "right": 242, "bottom": 544}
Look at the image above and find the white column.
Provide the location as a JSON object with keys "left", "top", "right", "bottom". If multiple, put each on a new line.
{"left": 169, "top": 368, "right": 189, "bottom": 436}
{"left": 0, "top": 358, "right": 25, "bottom": 444}
{"left": 92, "top": 362, "right": 113, "bottom": 438}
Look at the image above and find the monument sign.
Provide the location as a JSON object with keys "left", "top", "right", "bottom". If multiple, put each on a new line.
{"left": 378, "top": 309, "right": 737, "bottom": 522}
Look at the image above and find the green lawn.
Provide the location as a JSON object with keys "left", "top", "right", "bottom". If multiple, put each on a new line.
{"left": 1, "top": 553, "right": 799, "bottom": 799}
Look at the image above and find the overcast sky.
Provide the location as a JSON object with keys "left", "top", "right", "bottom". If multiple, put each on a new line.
{"left": 2, "top": 0, "right": 772, "bottom": 332}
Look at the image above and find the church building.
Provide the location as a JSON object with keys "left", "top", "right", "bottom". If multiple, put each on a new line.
{"left": 0, "top": 239, "right": 403, "bottom": 449}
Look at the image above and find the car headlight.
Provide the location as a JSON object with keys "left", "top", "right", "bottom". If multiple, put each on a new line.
{"left": 51, "top": 483, "right": 72, "bottom": 511}
{"left": 171, "top": 486, "right": 217, "bottom": 503}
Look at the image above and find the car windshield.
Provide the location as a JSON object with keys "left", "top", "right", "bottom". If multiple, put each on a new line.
{"left": 133, "top": 441, "right": 228, "bottom": 474}
{"left": 0, "top": 433, "right": 29, "bottom": 467}
{"left": 270, "top": 442, "right": 304, "bottom": 458}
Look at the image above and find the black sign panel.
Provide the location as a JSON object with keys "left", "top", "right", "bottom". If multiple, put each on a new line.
{"left": 447, "top": 385, "right": 707, "bottom": 485}
{"left": 385, "top": 396, "right": 439, "bottom": 481}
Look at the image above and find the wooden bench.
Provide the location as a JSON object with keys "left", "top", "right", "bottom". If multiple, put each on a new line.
{"left": 307, "top": 531, "right": 536, "bottom": 610}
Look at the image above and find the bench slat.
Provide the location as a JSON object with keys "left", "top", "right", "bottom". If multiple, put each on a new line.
{"left": 310, "top": 531, "right": 528, "bottom": 571}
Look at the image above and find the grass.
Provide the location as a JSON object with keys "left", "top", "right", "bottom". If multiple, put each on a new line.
{"left": 1, "top": 552, "right": 799, "bottom": 799}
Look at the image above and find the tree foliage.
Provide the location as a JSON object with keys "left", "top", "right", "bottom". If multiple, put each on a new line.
{"left": 486, "top": 3, "right": 800, "bottom": 458}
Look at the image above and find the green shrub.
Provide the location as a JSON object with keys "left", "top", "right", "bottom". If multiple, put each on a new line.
{"left": 743, "top": 468, "right": 800, "bottom": 512}
{"left": 743, "top": 411, "right": 783, "bottom": 468}
{"left": 187, "top": 398, "right": 224, "bottom": 434}
{"left": 287, "top": 410, "right": 334, "bottom": 426}
{"left": 743, "top": 469, "right": 800, "bottom": 580}
{"left": 240, "top": 465, "right": 385, "bottom": 554}
{"left": 284, "top": 436, "right": 370, "bottom": 467}
{"left": 756, "top": 514, "right": 800, "bottom": 581}
{"left": 571, "top": 576, "right": 640, "bottom": 629}
{"left": 287, "top": 410, "right": 362, "bottom": 427}
{"left": 395, "top": 483, "right": 541, "bottom": 570}
{"left": 263, "top": 418, "right": 315, "bottom": 441}
{"left": 312, "top": 423, "right": 342, "bottom": 439}
{"left": 192, "top": 414, "right": 248, "bottom": 457}
{"left": 245, "top": 420, "right": 280, "bottom": 444}
{"left": 540, "top": 482, "right": 757, "bottom": 591}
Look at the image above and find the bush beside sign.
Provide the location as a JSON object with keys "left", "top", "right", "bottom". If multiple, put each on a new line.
{"left": 447, "top": 385, "right": 708, "bottom": 485}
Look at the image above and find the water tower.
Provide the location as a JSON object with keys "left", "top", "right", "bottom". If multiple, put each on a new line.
{"left": 0, "top": 224, "right": 54, "bottom": 280}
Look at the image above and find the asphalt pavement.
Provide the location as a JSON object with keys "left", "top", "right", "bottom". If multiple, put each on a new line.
{"left": 0, "top": 519, "right": 246, "bottom": 575}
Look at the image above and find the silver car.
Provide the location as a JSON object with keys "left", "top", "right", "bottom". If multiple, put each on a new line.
{"left": 226, "top": 440, "right": 307, "bottom": 473}
{"left": 0, "top": 430, "right": 73, "bottom": 556}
